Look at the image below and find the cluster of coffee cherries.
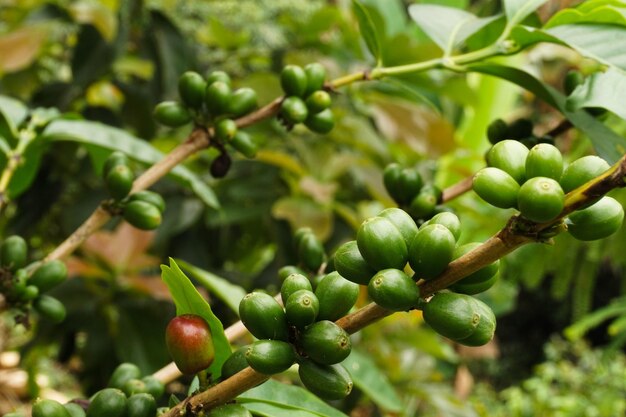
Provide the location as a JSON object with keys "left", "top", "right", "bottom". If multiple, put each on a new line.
{"left": 278, "top": 63, "right": 334, "bottom": 133}
{"left": 383, "top": 163, "right": 444, "bottom": 221}
{"left": 102, "top": 152, "right": 166, "bottom": 231}
{"left": 473, "top": 140, "right": 624, "bottom": 240}
{"left": 0, "top": 235, "right": 68, "bottom": 324}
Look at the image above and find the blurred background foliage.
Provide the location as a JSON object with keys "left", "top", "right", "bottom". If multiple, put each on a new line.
{"left": 2, "top": 0, "right": 626, "bottom": 416}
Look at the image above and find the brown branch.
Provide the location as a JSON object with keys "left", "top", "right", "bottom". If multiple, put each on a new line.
{"left": 441, "top": 175, "right": 473, "bottom": 203}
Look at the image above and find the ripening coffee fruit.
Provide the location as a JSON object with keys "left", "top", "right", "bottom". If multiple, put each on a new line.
{"left": 239, "top": 292, "right": 288, "bottom": 341}
{"left": 205, "top": 81, "right": 232, "bottom": 116}
{"left": 560, "top": 155, "right": 611, "bottom": 193}
{"left": 285, "top": 289, "right": 319, "bottom": 328}
{"left": 206, "top": 71, "right": 231, "bottom": 87}
{"left": 517, "top": 177, "right": 564, "bottom": 223}
{"left": 333, "top": 240, "right": 376, "bottom": 285}
{"left": 409, "top": 184, "right": 441, "bottom": 219}
{"left": 106, "top": 164, "right": 134, "bottom": 201}
{"left": 128, "top": 191, "right": 166, "bottom": 214}
{"left": 455, "top": 297, "right": 497, "bottom": 347}
{"left": 230, "top": 131, "right": 258, "bottom": 158}
{"left": 356, "top": 216, "right": 408, "bottom": 271}
{"left": 33, "top": 295, "right": 66, "bottom": 323}
{"left": 165, "top": 314, "right": 215, "bottom": 375}
{"left": 304, "top": 63, "right": 327, "bottom": 96}
{"left": 280, "top": 96, "right": 309, "bottom": 124}
{"left": 525, "top": 143, "right": 563, "bottom": 181}
{"left": 123, "top": 201, "right": 162, "bottom": 230}
{"left": 1, "top": 235, "right": 28, "bottom": 271}
{"left": 178, "top": 71, "right": 206, "bottom": 109}
{"left": 214, "top": 118, "right": 238, "bottom": 142}
{"left": 315, "top": 271, "right": 359, "bottom": 321}
{"left": 449, "top": 242, "right": 499, "bottom": 291}
{"left": 486, "top": 139, "right": 529, "bottom": 184}
{"left": 280, "top": 65, "right": 308, "bottom": 97}
{"left": 86, "top": 388, "right": 128, "bottom": 417}
{"left": 298, "top": 360, "right": 352, "bottom": 400}
{"left": 245, "top": 340, "right": 296, "bottom": 375}
{"left": 29, "top": 260, "right": 68, "bottom": 292}
{"left": 33, "top": 399, "right": 71, "bottom": 417}
{"left": 408, "top": 224, "right": 455, "bottom": 280}
{"left": 368, "top": 268, "right": 420, "bottom": 311}
{"left": 422, "top": 212, "right": 462, "bottom": 241}
{"left": 226, "top": 87, "right": 258, "bottom": 117}
{"left": 153, "top": 101, "right": 191, "bottom": 127}
{"left": 281, "top": 273, "right": 312, "bottom": 303}
{"left": 473, "top": 167, "right": 520, "bottom": 209}
{"left": 378, "top": 207, "right": 419, "bottom": 248}
{"left": 221, "top": 345, "right": 250, "bottom": 380}
{"left": 108, "top": 363, "right": 141, "bottom": 389}
{"left": 300, "top": 320, "right": 351, "bottom": 365}
{"left": 567, "top": 196, "right": 624, "bottom": 241}
{"left": 127, "top": 393, "right": 157, "bottom": 417}
{"left": 304, "top": 108, "right": 334, "bottom": 133}
{"left": 305, "top": 90, "right": 332, "bottom": 114}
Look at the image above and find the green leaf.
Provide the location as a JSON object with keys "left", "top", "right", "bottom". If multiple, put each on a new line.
{"left": 546, "top": 23, "right": 626, "bottom": 71}
{"left": 239, "top": 380, "right": 348, "bottom": 417}
{"left": 161, "top": 259, "right": 231, "bottom": 378}
{"left": 242, "top": 402, "right": 322, "bottom": 417}
{"left": 469, "top": 64, "right": 626, "bottom": 163}
{"left": 0, "top": 95, "right": 28, "bottom": 144}
{"left": 546, "top": 1, "right": 626, "bottom": 28}
{"left": 42, "top": 119, "right": 219, "bottom": 208}
{"left": 567, "top": 67, "right": 626, "bottom": 120}
{"left": 504, "top": 0, "right": 549, "bottom": 26}
{"left": 343, "top": 350, "right": 402, "bottom": 412}
{"left": 175, "top": 259, "right": 247, "bottom": 315}
{"left": 408, "top": 4, "right": 500, "bottom": 52}
{"left": 564, "top": 297, "right": 626, "bottom": 340}
{"left": 358, "top": 0, "right": 406, "bottom": 37}
{"left": 352, "top": 0, "right": 382, "bottom": 66}
{"left": 8, "top": 138, "right": 46, "bottom": 199}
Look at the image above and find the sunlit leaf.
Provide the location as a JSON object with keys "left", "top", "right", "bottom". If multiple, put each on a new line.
{"left": 567, "top": 66, "right": 626, "bottom": 120}
{"left": 352, "top": 0, "right": 382, "bottom": 66}
{"left": 0, "top": 26, "right": 46, "bottom": 73}
{"left": 503, "top": 0, "right": 549, "bottom": 26}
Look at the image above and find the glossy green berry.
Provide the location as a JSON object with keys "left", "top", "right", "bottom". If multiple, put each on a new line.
{"left": 385, "top": 167, "right": 424, "bottom": 205}
{"left": 409, "top": 184, "right": 441, "bottom": 219}
{"left": 560, "top": 155, "right": 611, "bottom": 193}
{"left": 33, "top": 399, "right": 71, "bottom": 417}
{"left": 64, "top": 403, "right": 86, "bottom": 417}
{"left": 378, "top": 207, "right": 419, "bottom": 248}
{"left": 230, "top": 131, "right": 258, "bottom": 158}
{"left": 280, "top": 96, "right": 309, "bottom": 124}
{"left": 281, "top": 273, "right": 312, "bottom": 304}
{"left": 34, "top": 295, "right": 66, "bottom": 323}
{"left": 165, "top": 314, "right": 215, "bottom": 375}
{"left": 487, "top": 139, "right": 529, "bottom": 184}
{"left": 422, "top": 212, "right": 461, "bottom": 241}
{"left": 422, "top": 292, "right": 480, "bottom": 341}
{"left": 127, "top": 394, "right": 157, "bottom": 417}
{"left": 518, "top": 177, "right": 564, "bottom": 223}
{"left": 1, "top": 235, "right": 27, "bottom": 271}
{"left": 450, "top": 273, "right": 497, "bottom": 295}
{"left": 123, "top": 201, "right": 162, "bottom": 230}
{"left": 298, "top": 231, "right": 325, "bottom": 272}
{"left": 239, "top": 292, "right": 288, "bottom": 341}
{"left": 206, "top": 71, "right": 231, "bottom": 87}
{"left": 408, "top": 224, "right": 455, "bottom": 280}
{"left": 472, "top": 167, "right": 520, "bottom": 209}
{"left": 300, "top": 320, "right": 351, "bottom": 365}
{"left": 304, "top": 108, "right": 334, "bottom": 134}
{"left": 227, "top": 87, "right": 258, "bottom": 117}
{"left": 456, "top": 297, "right": 496, "bottom": 347}
{"left": 525, "top": 143, "right": 563, "bottom": 181}
{"left": 567, "top": 196, "right": 624, "bottom": 241}
{"left": 122, "top": 379, "right": 147, "bottom": 396}
{"left": 285, "top": 289, "right": 319, "bottom": 328}
{"left": 278, "top": 265, "right": 307, "bottom": 281}
{"left": 205, "top": 81, "right": 232, "bottom": 116}
{"left": 207, "top": 404, "right": 252, "bottom": 417}
{"left": 140, "top": 377, "right": 164, "bottom": 399}
{"left": 315, "top": 271, "right": 359, "bottom": 321}
{"left": 108, "top": 362, "right": 141, "bottom": 389}
{"left": 29, "top": 260, "right": 68, "bottom": 293}
{"left": 221, "top": 345, "right": 250, "bottom": 380}
{"left": 298, "top": 360, "right": 352, "bottom": 401}
{"left": 87, "top": 388, "right": 127, "bottom": 417}
{"left": 106, "top": 164, "right": 134, "bottom": 201}
{"left": 333, "top": 240, "right": 376, "bottom": 285}
{"left": 245, "top": 340, "right": 296, "bottom": 375}
{"left": 368, "top": 269, "right": 420, "bottom": 311}
{"left": 357, "top": 216, "right": 408, "bottom": 271}
{"left": 304, "top": 63, "right": 327, "bottom": 96}
{"left": 305, "top": 90, "right": 332, "bottom": 114}
{"left": 215, "top": 118, "right": 237, "bottom": 142}
{"left": 280, "top": 65, "right": 308, "bottom": 97}
{"left": 20, "top": 285, "right": 39, "bottom": 301}
{"left": 451, "top": 243, "right": 499, "bottom": 285}
{"left": 128, "top": 191, "right": 165, "bottom": 214}
{"left": 383, "top": 163, "right": 403, "bottom": 203}
{"left": 178, "top": 71, "right": 206, "bottom": 109}
{"left": 486, "top": 118, "right": 508, "bottom": 145}
{"left": 153, "top": 101, "right": 191, "bottom": 127}
{"left": 103, "top": 152, "right": 128, "bottom": 178}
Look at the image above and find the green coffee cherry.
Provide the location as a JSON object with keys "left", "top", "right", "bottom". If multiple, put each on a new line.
{"left": 64, "top": 403, "right": 86, "bottom": 417}
{"left": 29, "top": 260, "right": 68, "bottom": 293}
{"left": 486, "top": 119, "right": 508, "bottom": 145}
{"left": 221, "top": 345, "right": 250, "bottom": 380}
{"left": 560, "top": 155, "right": 610, "bottom": 193}
{"left": 106, "top": 164, "right": 134, "bottom": 201}
{"left": 280, "top": 96, "right": 309, "bottom": 124}
{"left": 128, "top": 191, "right": 165, "bottom": 214}
{"left": 304, "top": 63, "right": 327, "bottom": 96}
{"left": 278, "top": 265, "right": 307, "bottom": 281}
{"left": 297, "top": 231, "right": 325, "bottom": 272}
{"left": 356, "top": 216, "right": 408, "bottom": 271}
{"left": 408, "top": 224, "right": 455, "bottom": 280}
{"left": 409, "top": 184, "right": 441, "bottom": 219}
{"left": 487, "top": 139, "right": 529, "bottom": 184}
{"left": 165, "top": 314, "right": 215, "bottom": 375}
{"left": 20, "top": 285, "right": 40, "bottom": 301}
{"left": 239, "top": 292, "right": 288, "bottom": 341}
{"left": 422, "top": 292, "right": 480, "bottom": 341}
{"left": 384, "top": 164, "right": 423, "bottom": 205}
{"left": 87, "top": 388, "right": 127, "bottom": 417}
{"left": 456, "top": 297, "right": 496, "bottom": 347}
{"left": 226, "top": 88, "right": 258, "bottom": 117}
{"left": 567, "top": 196, "right": 624, "bottom": 241}
{"left": 280, "top": 273, "right": 312, "bottom": 304}
{"left": 245, "top": 340, "right": 296, "bottom": 375}
{"left": 230, "top": 131, "right": 258, "bottom": 158}
{"left": 315, "top": 271, "right": 359, "bottom": 321}
{"left": 333, "top": 240, "right": 376, "bottom": 285}
{"left": 127, "top": 393, "right": 157, "bottom": 417}
{"left": 123, "top": 379, "right": 147, "bottom": 396}
{"left": 300, "top": 320, "right": 351, "bottom": 365}
{"left": 33, "top": 399, "right": 71, "bottom": 417}
{"left": 205, "top": 81, "right": 232, "bottom": 116}
{"left": 298, "top": 360, "right": 352, "bottom": 401}
{"left": 285, "top": 289, "right": 319, "bottom": 328}
{"left": 280, "top": 65, "right": 308, "bottom": 97}
{"left": 472, "top": 167, "right": 520, "bottom": 209}
{"left": 368, "top": 269, "right": 420, "bottom": 311}
{"left": 304, "top": 108, "right": 334, "bottom": 134}
{"left": 206, "top": 71, "right": 231, "bottom": 87}
{"left": 1, "top": 235, "right": 27, "bottom": 271}
{"left": 34, "top": 295, "right": 66, "bottom": 323}
{"left": 525, "top": 143, "right": 563, "bottom": 181}
{"left": 153, "top": 101, "right": 191, "bottom": 127}
{"left": 305, "top": 90, "right": 332, "bottom": 114}
{"left": 422, "top": 212, "right": 461, "bottom": 241}
{"left": 207, "top": 404, "right": 252, "bottom": 417}
{"left": 214, "top": 118, "right": 237, "bottom": 142}
{"left": 178, "top": 71, "right": 206, "bottom": 109}
{"left": 109, "top": 363, "right": 141, "bottom": 389}
{"left": 103, "top": 152, "right": 128, "bottom": 178}
{"left": 517, "top": 177, "right": 564, "bottom": 223}
{"left": 140, "top": 376, "right": 164, "bottom": 399}
{"left": 378, "top": 207, "right": 419, "bottom": 248}
{"left": 450, "top": 274, "right": 497, "bottom": 295}
{"left": 451, "top": 243, "right": 499, "bottom": 285}
{"left": 383, "top": 163, "right": 403, "bottom": 203}
{"left": 123, "top": 201, "right": 162, "bottom": 230}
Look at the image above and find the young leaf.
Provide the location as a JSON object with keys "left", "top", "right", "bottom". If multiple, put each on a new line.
{"left": 545, "top": 1, "right": 626, "bottom": 28}
{"left": 503, "top": 0, "right": 549, "bottom": 27}
{"left": 176, "top": 259, "right": 247, "bottom": 314}
{"left": 352, "top": 0, "right": 382, "bottom": 66}
{"left": 567, "top": 67, "right": 626, "bottom": 120}
{"left": 161, "top": 258, "right": 231, "bottom": 378}
{"left": 0, "top": 95, "right": 28, "bottom": 145}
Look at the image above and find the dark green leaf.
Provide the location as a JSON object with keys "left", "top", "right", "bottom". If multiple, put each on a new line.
{"left": 343, "top": 349, "right": 402, "bottom": 412}
{"left": 469, "top": 64, "right": 626, "bottom": 163}
{"left": 567, "top": 67, "right": 626, "bottom": 120}
{"left": 239, "top": 380, "right": 348, "bottom": 417}
{"left": 352, "top": 0, "right": 382, "bottom": 66}
{"left": 8, "top": 138, "right": 46, "bottom": 199}
{"left": 503, "top": 0, "right": 549, "bottom": 26}
{"left": 161, "top": 259, "right": 231, "bottom": 378}
{"left": 242, "top": 402, "right": 322, "bottom": 417}
{"left": 71, "top": 24, "right": 115, "bottom": 88}
{"left": 0, "top": 94, "right": 28, "bottom": 144}
{"left": 359, "top": 0, "right": 406, "bottom": 37}
{"left": 176, "top": 259, "right": 247, "bottom": 314}
{"left": 42, "top": 119, "right": 219, "bottom": 208}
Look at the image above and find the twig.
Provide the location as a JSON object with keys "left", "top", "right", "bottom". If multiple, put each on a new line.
{"left": 441, "top": 176, "right": 473, "bottom": 203}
